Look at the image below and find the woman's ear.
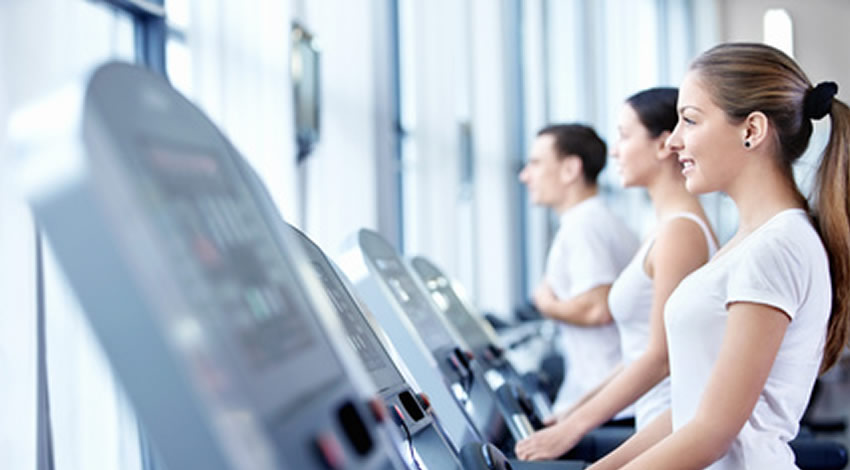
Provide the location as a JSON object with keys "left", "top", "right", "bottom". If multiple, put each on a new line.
{"left": 742, "top": 111, "right": 769, "bottom": 150}
{"left": 655, "top": 130, "right": 674, "bottom": 160}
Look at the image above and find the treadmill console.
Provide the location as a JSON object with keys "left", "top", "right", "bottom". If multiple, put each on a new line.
{"left": 291, "top": 228, "right": 429, "bottom": 432}
{"left": 11, "top": 62, "right": 403, "bottom": 470}
{"left": 372, "top": 255, "right": 458, "bottom": 353}
{"left": 339, "top": 230, "right": 524, "bottom": 452}
{"left": 287, "top": 226, "right": 473, "bottom": 470}
{"left": 410, "top": 257, "right": 495, "bottom": 354}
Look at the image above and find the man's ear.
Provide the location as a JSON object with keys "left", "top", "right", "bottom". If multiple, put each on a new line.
{"left": 559, "top": 155, "right": 583, "bottom": 184}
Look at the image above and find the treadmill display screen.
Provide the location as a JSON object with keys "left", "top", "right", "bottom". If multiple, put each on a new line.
{"left": 433, "top": 283, "right": 490, "bottom": 350}
{"left": 309, "top": 260, "right": 405, "bottom": 392}
{"left": 372, "top": 257, "right": 453, "bottom": 352}
{"left": 138, "top": 142, "right": 317, "bottom": 371}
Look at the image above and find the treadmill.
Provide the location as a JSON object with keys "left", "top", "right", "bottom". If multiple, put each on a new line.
{"left": 407, "top": 258, "right": 635, "bottom": 463}
{"left": 10, "top": 62, "right": 406, "bottom": 470}
{"left": 409, "top": 256, "right": 552, "bottom": 425}
{"left": 287, "top": 224, "right": 586, "bottom": 470}
{"left": 288, "top": 225, "right": 479, "bottom": 469}
{"left": 337, "top": 229, "right": 546, "bottom": 456}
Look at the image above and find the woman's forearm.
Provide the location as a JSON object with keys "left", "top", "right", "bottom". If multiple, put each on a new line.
{"left": 588, "top": 409, "right": 672, "bottom": 470}
{"left": 554, "top": 363, "right": 624, "bottom": 422}
{"left": 619, "top": 417, "right": 728, "bottom": 470}
{"left": 569, "top": 349, "right": 669, "bottom": 434}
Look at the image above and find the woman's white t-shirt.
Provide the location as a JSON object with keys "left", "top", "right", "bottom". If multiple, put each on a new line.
{"left": 609, "top": 212, "right": 717, "bottom": 429}
{"left": 664, "top": 209, "right": 831, "bottom": 469}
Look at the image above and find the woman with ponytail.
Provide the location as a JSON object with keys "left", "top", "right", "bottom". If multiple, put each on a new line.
{"left": 590, "top": 42, "right": 850, "bottom": 470}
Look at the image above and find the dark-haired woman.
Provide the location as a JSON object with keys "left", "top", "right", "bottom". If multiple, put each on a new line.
{"left": 516, "top": 87, "right": 717, "bottom": 461}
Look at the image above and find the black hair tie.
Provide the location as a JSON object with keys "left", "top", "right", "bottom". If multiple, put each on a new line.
{"left": 804, "top": 81, "right": 838, "bottom": 120}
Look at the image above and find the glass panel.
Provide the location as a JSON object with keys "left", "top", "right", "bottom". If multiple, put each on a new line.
{"left": 0, "top": 2, "right": 140, "bottom": 470}
{"left": 166, "top": 39, "right": 193, "bottom": 96}
{"left": 397, "top": 0, "right": 419, "bottom": 254}
{"left": 164, "top": 0, "right": 296, "bottom": 223}
{"left": 166, "top": 0, "right": 191, "bottom": 30}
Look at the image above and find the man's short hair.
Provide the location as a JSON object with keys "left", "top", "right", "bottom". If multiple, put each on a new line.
{"left": 537, "top": 124, "right": 607, "bottom": 185}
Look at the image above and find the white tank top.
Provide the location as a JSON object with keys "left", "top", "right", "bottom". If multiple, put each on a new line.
{"left": 608, "top": 212, "right": 717, "bottom": 429}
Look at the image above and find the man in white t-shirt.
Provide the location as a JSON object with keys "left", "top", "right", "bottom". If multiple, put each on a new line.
{"left": 519, "top": 124, "right": 639, "bottom": 415}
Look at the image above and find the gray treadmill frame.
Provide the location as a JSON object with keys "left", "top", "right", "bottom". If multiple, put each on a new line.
{"left": 9, "top": 62, "right": 403, "bottom": 470}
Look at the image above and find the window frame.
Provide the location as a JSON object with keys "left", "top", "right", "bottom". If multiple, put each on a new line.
{"left": 98, "top": 0, "right": 167, "bottom": 73}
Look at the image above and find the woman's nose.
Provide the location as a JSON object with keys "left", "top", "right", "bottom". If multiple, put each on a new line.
{"left": 666, "top": 124, "right": 684, "bottom": 151}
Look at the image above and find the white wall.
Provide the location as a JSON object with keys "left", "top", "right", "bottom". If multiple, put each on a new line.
{"left": 0, "top": 3, "right": 143, "bottom": 470}
{"left": 181, "top": 0, "right": 297, "bottom": 225}
{"left": 719, "top": 0, "right": 850, "bottom": 105}
{"left": 301, "top": 0, "right": 382, "bottom": 253}
{"left": 692, "top": 0, "right": 850, "bottom": 241}
{"left": 0, "top": 9, "right": 37, "bottom": 469}
{"left": 0, "top": 182, "right": 37, "bottom": 470}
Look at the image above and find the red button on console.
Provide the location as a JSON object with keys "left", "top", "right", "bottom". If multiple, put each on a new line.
{"left": 369, "top": 397, "right": 387, "bottom": 423}
{"left": 315, "top": 432, "right": 345, "bottom": 469}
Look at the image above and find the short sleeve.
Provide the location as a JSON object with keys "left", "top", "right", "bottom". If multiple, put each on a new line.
{"left": 726, "top": 234, "right": 805, "bottom": 320}
{"left": 565, "top": 227, "right": 622, "bottom": 297}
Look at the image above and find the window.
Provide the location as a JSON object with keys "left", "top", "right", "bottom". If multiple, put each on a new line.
{"left": 763, "top": 8, "right": 794, "bottom": 58}
{"left": 0, "top": 3, "right": 148, "bottom": 469}
{"left": 526, "top": 0, "right": 726, "bottom": 294}
{"left": 397, "top": 0, "right": 418, "bottom": 255}
{"left": 394, "top": 0, "right": 502, "bottom": 309}
{"left": 164, "top": 0, "right": 297, "bottom": 222}
{"left": 165, "top": 0, "right": 191, "bottom": 94}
